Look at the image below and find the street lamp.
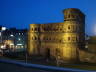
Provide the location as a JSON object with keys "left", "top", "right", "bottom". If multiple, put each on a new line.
{"left": 0, "top": 27, "right": 6, "bottom": 43}
{"left": 2, "top": 27, "right": 6, "bottom": 31}
{"left": 10, "top": 34, "right": 14, "bottom": 37}
{"left": 18, "top": 38, "right": 21, "bottom": 41}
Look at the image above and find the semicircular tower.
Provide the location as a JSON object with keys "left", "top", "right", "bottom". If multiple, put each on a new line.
{"left": 62, "top": 8, "right": 85, "bottom": 63}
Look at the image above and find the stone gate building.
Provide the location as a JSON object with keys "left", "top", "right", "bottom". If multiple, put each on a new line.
{"left": 28, "top": 8, "right": 85, "bottom": 63}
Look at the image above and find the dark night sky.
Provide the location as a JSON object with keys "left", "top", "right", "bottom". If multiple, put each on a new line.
{"left": 0, "top": 0, "right": 96, "bottom": 35}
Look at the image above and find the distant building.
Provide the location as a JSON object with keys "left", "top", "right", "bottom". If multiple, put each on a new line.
{"left": 79, "top": 35, "right": 96, "bottom": 63}
{"left": 0, "top": 26, "right": 7, "bottom": 43}
{"left": 28, "top": 8, "right": 85, "bottom": 63}
{"left": 87, "top": 36, "right": 96, "bottom": 53}
{"left": 0, "top": 26, "right": 7, "bottom": 55}
{"left": 14, "top": 29, "right": 27, "bottom": 52}
{"left": 1, "top": 28, "right": 27, "bottom": 52}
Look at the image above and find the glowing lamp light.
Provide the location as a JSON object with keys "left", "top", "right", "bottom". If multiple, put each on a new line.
{"left": 10, "top": 43, "right": 14, "bottom": 45}
{"left": 85, "top": 45, "right": 88, "bottom": 48}
{"left": 10, "top": 34, "right": 14, "bottom": 37}
{"left": 19, "top": 33, "right": 21, "bottom": 35}
{"left": 17, "top": 44, "right": 22, "bottom": 45}
{"left": 1, "top": 46, "right": 4, "bottom": 49}
{"left": 0, "top": 32, "right": 1, "bottom": 36}
{"left": 2, "top": 27, "right": 6, "bottom": 31}
{"left": 18, "top": 38, "right": 21, "bottom": 41}
{"left": 1, "top": 45, "right": 6, "bottom": 49}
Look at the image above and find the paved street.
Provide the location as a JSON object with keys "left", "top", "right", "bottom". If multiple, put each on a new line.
{"left": 0, "top": 58, "right": 94, "bottom": 72}
{"left": 0, "top": 63, "right": 54, "bottom": 72}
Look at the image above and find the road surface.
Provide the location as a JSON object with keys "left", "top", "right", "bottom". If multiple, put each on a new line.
{"left": 0, "top": 63, "right": 53, "bottom": 72}
{"left": 0, "top": 58, "right": 93, "bottom": 72}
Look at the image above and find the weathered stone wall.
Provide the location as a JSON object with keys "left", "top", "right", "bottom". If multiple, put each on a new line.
{"left": 28, "top": 8, "right": 85, "bottom": 63}
{"left": 79, "top": 50, "right": 96, "bottom": 63}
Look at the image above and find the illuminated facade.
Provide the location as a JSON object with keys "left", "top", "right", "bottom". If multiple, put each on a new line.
{"left": 28, "top": 8, "right": 85, "bottom": 63}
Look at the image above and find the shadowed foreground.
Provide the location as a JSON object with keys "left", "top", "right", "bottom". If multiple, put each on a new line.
{"left": 0, "top": 63, "right": 53, "bottom": 72}
{"left": 0, "top": 59, "right": 93, "bottom": 72}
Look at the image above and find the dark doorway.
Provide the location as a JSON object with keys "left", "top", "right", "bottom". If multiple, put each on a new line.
{"left": 45, "top": 48, "right": 50, "bottom": 59}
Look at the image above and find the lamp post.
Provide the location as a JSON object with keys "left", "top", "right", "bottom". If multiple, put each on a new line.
{"left": 0, "top": 27, "right": 6, "bottom": 55}
{"left": 25, "top": 33, "right": 28, "bottom": 64}
{"left": 56, "top": 48, "right": 60, "bottom": 66}
{"left": 25, "top": 46, "right": 27, "bottom": 64}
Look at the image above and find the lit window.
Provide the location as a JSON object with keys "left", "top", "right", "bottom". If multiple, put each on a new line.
{"left": 17, "top": 44, "right": 22, "bottom": 45}
{"left": 19, "top": 33, "right": 20, "bottom": 35}
{"left": 85, "top": 45, "right": 88, "bottom": 48}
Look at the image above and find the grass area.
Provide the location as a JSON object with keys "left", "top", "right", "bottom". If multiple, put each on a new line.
{"left": 1, "top": 52, "right": 96, "bottom": 71}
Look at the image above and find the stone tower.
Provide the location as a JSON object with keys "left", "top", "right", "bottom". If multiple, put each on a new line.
{"left": 62, "top": 8, "right": 85, "bottom": 63}
{"left": 28, "top": 8, "right": 85, "bottom": 63}
{"left": 28, "top": 24, "right": 40, "bottom": 55}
